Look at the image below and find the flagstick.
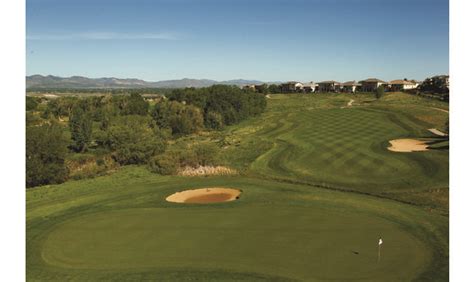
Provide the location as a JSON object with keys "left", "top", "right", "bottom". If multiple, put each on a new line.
{"left": 378, "top": 244, "right": 381, "bottom": 262}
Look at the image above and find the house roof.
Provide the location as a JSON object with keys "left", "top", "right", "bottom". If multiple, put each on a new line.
{"left": 342, "top": 80, "right": 361, "bottom": 86}
{"left": 390, "top": 79, "right": 416, "bottom": 85}
{"left": 318, "top": 80, "right": 341, "bottom": 84}
{"left": 359, "top": 78, "right": 388, "bottom": 84}
{"left": 303, "top": 82, "right": 318, "bottom": 87}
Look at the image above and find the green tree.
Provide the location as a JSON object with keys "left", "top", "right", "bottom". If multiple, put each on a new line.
{"left": 45, "top": 97, "right": 78, "bottom": 119}
{"left": 375, "top": 85, "right": 385, "bottom": 99}
{"left": 26, "top": 123, "right": 69, "bottom": 187}
{"left": 148, "top": 153, "right": 178, "bottom": 175}
{"left": 204, "top": 111, "right": 224, "bottom": 130}
{"left": 268, "top": 84, "right": 282, "bottom": 93}
{"left": 102, "top": 115, "right": 166, "bottom": 165}
{"left": 152, "top": 101, "right": 204, "bottom": 135}
{"left": 119, "top": 93, "right": 149, "bottom": 115}
{"left": 69, "top": 103, "right": 93, "bottom": 152}
{"left": 26, "top": 96, "right": 39, "bottom": 111}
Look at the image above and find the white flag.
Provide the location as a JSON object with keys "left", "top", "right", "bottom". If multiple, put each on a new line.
{"left": 379, "top": 238, "right": 383, "bottom": 245}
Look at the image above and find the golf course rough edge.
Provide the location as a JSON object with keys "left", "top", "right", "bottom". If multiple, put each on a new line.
{"left": 166, "top": 187, "right": 242, "bottom": 203}
{"left": 387, "top": 139, "right": 429, "bottom": 152}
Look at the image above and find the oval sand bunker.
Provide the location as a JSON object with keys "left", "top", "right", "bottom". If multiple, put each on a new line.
{"left": 166, "top": 188, "right": 242, "bottom": 204}
{"left": 388, "top": 139, "right": 429, "bottom": 152}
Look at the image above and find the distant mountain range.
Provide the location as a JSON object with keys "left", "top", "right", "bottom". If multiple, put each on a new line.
{"left": 26, "top": 75, "right": 272, "bottom": 89}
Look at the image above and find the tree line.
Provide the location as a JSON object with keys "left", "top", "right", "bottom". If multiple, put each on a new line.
{"left": 26, "top": 85, "right": 266, "bottom": 187}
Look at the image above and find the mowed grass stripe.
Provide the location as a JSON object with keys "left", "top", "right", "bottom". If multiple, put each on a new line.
{"left": 248, "top": 104, "right": 448, "bottom": 194}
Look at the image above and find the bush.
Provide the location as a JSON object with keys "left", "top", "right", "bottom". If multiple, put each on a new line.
{"left": 148, "top": 142, "right": 220, "bottom": 175}
{"left": 193, "top": 142, "right": 219, "bottom": 166}
{"left": 151, "top": 101, "right": 204, "bottom": 135}
{"left": 26, "top": 123, "right": 69, "bottom": 187}
{"left": 69, "top": 103, "right": 93, "bottom": 152}
{"left": 66, "top": 154, "right": 116, "bottom": 180}
{"left": 26, "top": 96, "right": 39, "bottom": 111}
{"left": 102, "top": 115, "right": 166, "bottom": 165}
{"left": 375, "top": 85, "right": 384, "bottom": 99}
{"left": 167, "top": 85, "right": 266, "bottom": 127}
{"left": 148, "top": 153, "right": 178, "bottom": 175}
{"left": 205, "top": 111, "right": 224, "bottom": 130}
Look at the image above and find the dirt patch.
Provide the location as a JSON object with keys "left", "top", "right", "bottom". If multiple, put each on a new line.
{"left": 388, "top": 139, "right": 429, "bottom": 152}
{"left": 166, "top": 188, "right": 242, "bottom": 204}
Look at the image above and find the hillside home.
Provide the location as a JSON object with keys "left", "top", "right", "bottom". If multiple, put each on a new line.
{"left": 302, "top": 82, "right": 318, "bottom": 93}
{"left": 342, "top": 81, "right": 361, "bottom": 93}
{"left": 318, "top": 81, "right": 342, "bottom": 92}
{"left": 281, "top": 81, "right": 304, "bottom": 92}
{"left": 389, "top": 79, "right": 418, "bottom": 91}
{"left": 242, "top": 84, "right": 256, "bottom": 91}
{"left": 432, "top": 75, "right": 449, "bottom": 89}
{"left": 359, "top": 78, "right": 388, "bottom": 92}
{"left": 255, "top": 84, "right": 268, "bottom": 93}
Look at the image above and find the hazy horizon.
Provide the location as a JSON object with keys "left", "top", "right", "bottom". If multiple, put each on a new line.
{"left": 27, "top": 0, "right": 449, "bottom": 82}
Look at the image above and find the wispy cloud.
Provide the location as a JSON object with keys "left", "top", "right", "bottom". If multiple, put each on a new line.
{"left": 27, "top": 32, "right": 181, "bottom": 41}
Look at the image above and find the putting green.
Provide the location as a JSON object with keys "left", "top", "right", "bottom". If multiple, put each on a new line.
{"left": 42, "top": 205, "right": 428, "bottom": 281}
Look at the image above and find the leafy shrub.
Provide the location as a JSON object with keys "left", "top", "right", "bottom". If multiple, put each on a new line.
{"left": 69, "top": 102, "right": 93, "bottom": 152}
{"left": 166, "top": 85, "right": 266, "bottom": 127}
{"left": 102, "top": 115, "right": 166, "bottom": 165}
{"left": 193, "top": 142, "right": 219, "bottom": 166}
{"left": 26, "top": 96, "right": 39, "bottom": 111}
{"left": 151, "top": 101, "right": 204, "bottom": 135}
{"left": 66, "top": 154, "right": 116, "bottom": 180}
{"left": 148, "top": 142, "right": 220, "bottom": 175}
{"left": 205, "top": 111, "right": 224, "bottom": 130}
{"left": 375, "top": 85, "right": 385, "bottom": 99}
{"left": 26, "top": 123, "right": 69, "bottom": 187}
{"left": 148, "top": 153, "right": 178, "bottom": 175}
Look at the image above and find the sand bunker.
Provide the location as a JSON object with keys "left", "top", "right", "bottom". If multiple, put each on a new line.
{"left": 388, "top": 139, "right": 429, "bottom": 152}
{"left": 166, "top": 188, "right": 242, "bottom": 204}
{"left": 428, "top": 128, "right": 448, "bottom": 137}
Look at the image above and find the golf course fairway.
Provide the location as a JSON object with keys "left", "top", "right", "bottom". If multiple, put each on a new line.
{"left": 27, "top": 93, "right": 449, "bottom": 281}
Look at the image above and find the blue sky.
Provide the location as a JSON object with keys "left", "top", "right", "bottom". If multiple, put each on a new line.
{"left": 26, "top": 0, "right": 449, "bottom": 82}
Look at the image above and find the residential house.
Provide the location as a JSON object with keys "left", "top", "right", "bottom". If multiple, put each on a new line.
{"left": 389, "top": 79, "right": 418, "bottom": 91}
{"left": 318, "top": 80, "right": 342, "bottom": 92}
{"left": 418, "top": 75, "right": 449, "bottom": 93}
{"left": 281, "top": 81, "right": 304, "bottom": 93}
{"left": 359, "top": 78, "right": 388, "bottom": 92}
{"left": 242, "top": 84, "right": 256, "bottom": 91}
{"left": 342, "top": 81, "right": 361, "bottom": 93}
{"left": 254, "top": 84, "right": 268, "bottom": 93}
{"left": 302, "top": 81, "right": 319, "bottom": 93}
